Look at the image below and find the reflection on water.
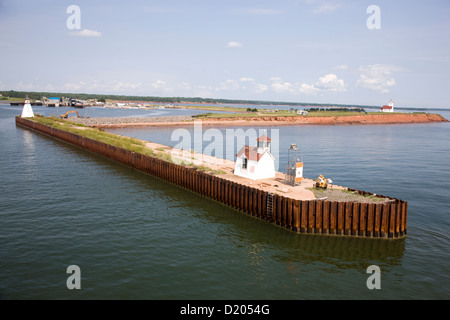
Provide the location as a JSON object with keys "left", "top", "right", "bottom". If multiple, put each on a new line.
{"left": 22, "top": 129, "right": 36, "bottom": 153}
{"left": 192, "top": 196, "right": 406, "bottom": 265}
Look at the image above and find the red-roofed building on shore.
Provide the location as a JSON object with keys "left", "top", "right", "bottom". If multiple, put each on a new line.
{"left": 380, "top": 99, "right": 394, "bottom": 112}
{"left": 234, "top": 134, "right": 276, "bottom": 180}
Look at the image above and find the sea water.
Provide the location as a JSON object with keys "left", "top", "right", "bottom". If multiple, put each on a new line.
{"left": 0, "top": 104, "right": 449, "bottom": 299}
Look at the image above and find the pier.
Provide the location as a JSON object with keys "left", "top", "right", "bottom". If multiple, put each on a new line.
{"left": 16, "top": 116, "right": 408, "bottom": 239}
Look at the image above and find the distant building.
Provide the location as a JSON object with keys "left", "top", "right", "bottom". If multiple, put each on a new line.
{"left": 234, "top": 135, "right": 275, "bottom": 180}
{"left": 297, "top": 110, "right": 308, "bottom": 116}
{"left": 48, "top": 97, "right": 60, "bottom": 107}
{"left": 380, "top": 99, "right": 394, "bottom": 112}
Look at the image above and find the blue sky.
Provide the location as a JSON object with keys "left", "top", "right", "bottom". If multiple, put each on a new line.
{"left": 1, "top": 0, "right": 449, "bottom": 108}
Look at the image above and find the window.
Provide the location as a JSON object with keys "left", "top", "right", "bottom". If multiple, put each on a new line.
{"left": 242, "top": 157, "right": 248, "bottom": 169}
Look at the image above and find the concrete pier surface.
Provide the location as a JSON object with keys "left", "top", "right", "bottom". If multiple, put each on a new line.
{"left": 148, "top": 140, "right": 339, "bottom": 202}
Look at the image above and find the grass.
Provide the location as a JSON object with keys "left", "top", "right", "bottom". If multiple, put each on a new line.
{"left": 1, "top": 96, "right": 27, "bottom": 102}
{"left": 308, "top": 111, "right": 373, "bottom": 117}
{"left": 195, "top": 112, "right": 270, "bottom": 119}
{"left": 32, "top": 115, "right": 151, "bottom": 155}
{"left": 29, "top": 115, "right": 226, "bottom": 175}
{"left": 194, "top": 111, "right": 298, "bottom": 119}
{"left": 193, "top": 110, "right": 407, "bottom": 119}
{"left": 180, "top": 105, "right": 250, "bottom": 113}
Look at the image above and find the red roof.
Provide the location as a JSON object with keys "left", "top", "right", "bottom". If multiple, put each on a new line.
{"left": 257, "top": 135, "right": 271, "bottom": 142}
{"left": 236, "top": 146, "right": 264, "bottom": 161}
{"left": 381, "top": 105, "right": 392, "bottom": 109}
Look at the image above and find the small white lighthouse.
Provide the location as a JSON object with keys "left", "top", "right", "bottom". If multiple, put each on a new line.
{"left": 21, "top": 96, "right": 34, "bottom": 118}
{"left": 234, "top": 134, "right": 276, "bottom": 180}
{"left": 380, "top": 99, "right": 394, "bottom": 112}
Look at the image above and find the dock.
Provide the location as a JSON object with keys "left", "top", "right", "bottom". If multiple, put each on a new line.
{"left": 15, "top": 116, "right": 408, "bottom": 239}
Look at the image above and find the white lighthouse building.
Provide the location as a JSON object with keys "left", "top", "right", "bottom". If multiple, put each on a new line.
{"left": 21, "top": 97, "right": 34, "bottom": 118}
{"left": 234, "top": 134, "right": 276, "bottom": 180}
{"left": 380, "top": 99, "right": 394, "bottom": 112}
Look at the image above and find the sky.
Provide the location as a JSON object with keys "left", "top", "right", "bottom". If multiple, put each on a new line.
{"left": 1, "top": 0, "right": 449, "bottom": 108}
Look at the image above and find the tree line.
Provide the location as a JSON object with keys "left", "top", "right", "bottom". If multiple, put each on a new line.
{"left": 0, "top": 90, "right": 368, "bottom": 109}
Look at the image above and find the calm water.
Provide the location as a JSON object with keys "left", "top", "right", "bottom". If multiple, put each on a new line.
{"left": 1, "top": 104, "right": 449, "bottom": 300}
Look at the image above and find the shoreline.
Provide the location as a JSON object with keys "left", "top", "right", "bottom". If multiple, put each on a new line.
{"left": 69, "top": 112, "right": 448, "bottom": 128}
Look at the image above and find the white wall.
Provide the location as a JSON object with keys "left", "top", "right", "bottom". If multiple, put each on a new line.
{"left": 234, "top": 154, "right": 275, "bottom": 180}
{"left": 253, "top": 153, "right": 275, "bottom": 180}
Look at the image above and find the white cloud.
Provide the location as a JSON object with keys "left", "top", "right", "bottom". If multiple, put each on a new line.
{"left": 211, "top": 78, "right": 269, "bottom": 94}
{"left": 151, "top": 80, "right": 166, "bottom": 89}
{"left": 69, "top": 29, "right": 102, "bottom": 37}
{"left": 304, "top": 0, "right": 341, "bottom": 14}
{"left": 217, "top": 79, "right": 241, "bottom": 91}
{"left": 254, "top": 84, "right": 268, "bottom": 93}
{"left": 227, "top": 41, "right": 243, "bottom": 48}
{"left": 356, "top": 64, "right": 399, "bottom": 93}
{"left": 315, "top": 73, "right": 346, "bottom": 92}
{"left": 269, "top": 73, "right": 346, "bottom": 95}
{"left": 298, "top": 83, "right": 319, "bottom": 94}
{"left": 271, "top": 79, "right": 294, "bottom": 93}
{"left": 3, "top": 79, "right": 190, "bottom": 96}
{"left": 313, "top": 3, "right": 341, "bottom": 14}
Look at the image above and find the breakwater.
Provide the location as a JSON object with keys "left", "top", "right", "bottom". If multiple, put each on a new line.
{"left": 16, "top": 116, "right": 407, "bottom": 239}
{"left": 68, "top": 115, "right": 193, "bottom": 127}
{"left": 67, "top": 113, "right": 448, "bottom": 128}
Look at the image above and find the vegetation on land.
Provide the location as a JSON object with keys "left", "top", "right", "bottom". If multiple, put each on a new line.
{"left": 32, "top": 115, "right": 152, "bottom": 155}
{"left": 29, "top": 115, "right": 226, "bottom": 174}
{"left": 192, "top": 109, "right": 389, "bottom": 119}
{"left": 0, "top": 96, "right": 25, "bottom": 101}
{"left": 307, "top": 187, "right": 389, "bottom": 203}
{"left": 1, "top": 89, "right": 373, "bottom": 108}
